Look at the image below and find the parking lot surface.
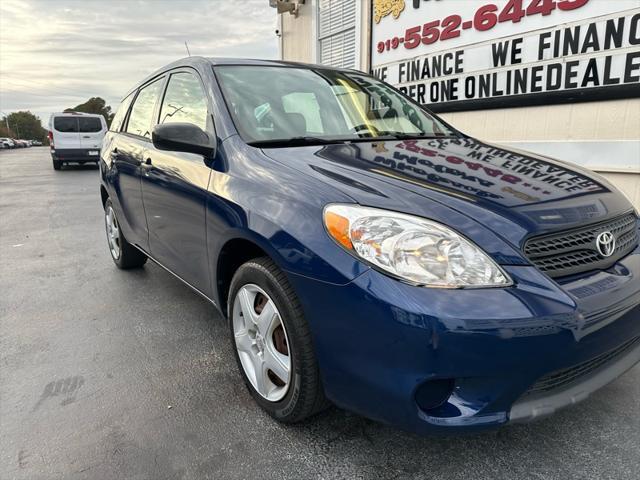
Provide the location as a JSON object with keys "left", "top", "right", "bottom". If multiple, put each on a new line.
{"left": 1, "top": 147, "right": 639, "bottom": 480}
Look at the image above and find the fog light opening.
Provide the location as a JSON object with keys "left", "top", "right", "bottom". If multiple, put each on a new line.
{"left": 415, "top": 378, "right": 455, "bottom": 412}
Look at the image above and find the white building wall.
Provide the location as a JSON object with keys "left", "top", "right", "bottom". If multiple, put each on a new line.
{"left": 280, "top": 3, "right": 314, "bottom": 62}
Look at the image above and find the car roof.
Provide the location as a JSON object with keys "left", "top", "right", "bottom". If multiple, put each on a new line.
{"left": 206, "top": 57, "right": 347, "bottom": 69}
{"left": 121, "top": 56, "right": 359, "bottom": 101}
{"left": 50, "top": 112, "right": 104, "bottom": 118}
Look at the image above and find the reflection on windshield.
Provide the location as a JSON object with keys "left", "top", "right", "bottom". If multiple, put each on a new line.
{"left": 214, "top": 65, "right": 454, "bottom": 145}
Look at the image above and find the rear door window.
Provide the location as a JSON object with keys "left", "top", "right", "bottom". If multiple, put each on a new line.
{"left": 54, "top": 117, "right": 78, "bottom": 132}
{"left": 110, "top": 93, "right": 134, "bottom": 132}
{"left": 126, "top": 78, "right": 164, "bottom": 139}
{"left": 78, "top": 117, "right": 102, "bottom": 132}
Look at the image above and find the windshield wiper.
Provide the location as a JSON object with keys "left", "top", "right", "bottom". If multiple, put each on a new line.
{"left": 375, "top": 132, "right": 456, "bottom": 140}
{"left": 248, "top": 133, "right": 459, "bottom": 148}
{"left": 247, "top": 136, "right": 342, "bottom": 148}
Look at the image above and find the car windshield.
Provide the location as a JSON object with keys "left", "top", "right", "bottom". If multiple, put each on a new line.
{"left": 214, "top": 65, "right": 455, "bottom": 146}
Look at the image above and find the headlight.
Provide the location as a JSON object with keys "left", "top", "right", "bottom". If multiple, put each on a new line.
{"left": 324, "top": 204, "right": 512, "bottom": 288}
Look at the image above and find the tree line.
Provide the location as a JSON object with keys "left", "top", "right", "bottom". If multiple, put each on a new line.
{"left": 1, "top": 97, "right": 114, "bottom": 141}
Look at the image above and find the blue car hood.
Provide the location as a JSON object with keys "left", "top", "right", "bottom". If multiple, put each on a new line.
{"left": 262, "top": 137, "right": 633, "bottom": 249}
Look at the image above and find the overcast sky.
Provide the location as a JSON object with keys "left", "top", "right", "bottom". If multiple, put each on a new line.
{"left": 0, "top": 0, "right": 278, "bottom": 125}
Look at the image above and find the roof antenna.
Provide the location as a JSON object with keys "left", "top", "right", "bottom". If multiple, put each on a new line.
{"left": 184, "top": 41, "right": 191, "bottom": 57}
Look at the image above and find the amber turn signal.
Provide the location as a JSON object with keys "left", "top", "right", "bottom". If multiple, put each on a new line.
{"left": 324, "top": 210, "right": 353, "bottom": 250}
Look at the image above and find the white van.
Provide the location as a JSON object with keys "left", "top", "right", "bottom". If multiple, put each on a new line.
{"left": 49, "top": 112, "right": 107, "bottom": 170}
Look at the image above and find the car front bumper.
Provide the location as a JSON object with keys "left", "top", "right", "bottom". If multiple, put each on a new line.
{"left": 286, "top": 244, "right": 640, "bottom": 435}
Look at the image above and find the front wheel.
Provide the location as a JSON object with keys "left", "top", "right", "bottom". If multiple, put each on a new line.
{"left": 228, "top": 257, "right": 329, "bottom": 423}
{"left": 104, "top": 199, "right": 147, "bottom": 269}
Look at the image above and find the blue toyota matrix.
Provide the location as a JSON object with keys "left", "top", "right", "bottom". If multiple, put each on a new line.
{"left": 100, "top": 58, "right": 640, "bottom": 434}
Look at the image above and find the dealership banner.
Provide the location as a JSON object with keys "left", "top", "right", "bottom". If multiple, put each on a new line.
{"left": 371, "top": 0, "right": 640, "bottom": 111}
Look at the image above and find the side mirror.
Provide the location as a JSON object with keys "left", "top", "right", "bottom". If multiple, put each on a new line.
{"left": 152, "top": 123, "right": 215, "bottom": 157}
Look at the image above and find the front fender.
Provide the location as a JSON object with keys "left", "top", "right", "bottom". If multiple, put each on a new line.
{"left": 205, "top": 137, "right": 370, "bottom": 304}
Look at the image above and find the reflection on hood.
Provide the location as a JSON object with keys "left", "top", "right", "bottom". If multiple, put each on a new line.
{"left": 315, "top": 137, "right": 607, "bottom": 209}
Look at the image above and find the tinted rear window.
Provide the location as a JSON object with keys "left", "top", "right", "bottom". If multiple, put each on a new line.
{"left": 79, "top": 117, "right": 102, "bottom": 132}
{"left": 54, "top": 117, "right": 78, "bottom": 132}
{"left": 110, "top": 93, "right": 134, "bottom": 132}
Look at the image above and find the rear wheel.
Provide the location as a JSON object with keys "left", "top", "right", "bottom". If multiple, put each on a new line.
{"left": 52, "top": 159, "right": 61, "bottom": 170}
{"left": 104, "top": 199, "right": 147, "bottom": 269}
{"left": 228, "top": 257, "right": 329, "bottom": 423}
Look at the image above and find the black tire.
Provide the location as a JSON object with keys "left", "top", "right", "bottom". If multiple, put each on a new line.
{"left": 228, "top": 257, "right": 329, "bottom": 423}
{"left": 52, "top": 159, "right": 61, "bottom": 170}
{"left": 104, "top": 198, "right": 147, "bottom": 269}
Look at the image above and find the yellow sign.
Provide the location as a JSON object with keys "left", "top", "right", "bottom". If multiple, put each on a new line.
{"left": 373, "top": 0, "right": 405, "bottom": 24}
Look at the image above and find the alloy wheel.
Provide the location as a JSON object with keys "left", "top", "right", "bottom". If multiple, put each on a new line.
{"left": 232, "top": 284, "right": 291, "bottom": 402}
{"left": 105, "top": 205, "right": 121, "bottom": 260}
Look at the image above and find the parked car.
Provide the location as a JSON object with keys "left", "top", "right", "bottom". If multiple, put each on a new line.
{"left": 49, "top": 112, "right": 107, "bottom": 170}
{"left": 31, "top": 140, "right": 43, "bottom": 146}
{"left": 0, "top": 138, "right": 14, "bottom": 149}
{"left": 100, "top": 58, "right": 640, "bottom": 435}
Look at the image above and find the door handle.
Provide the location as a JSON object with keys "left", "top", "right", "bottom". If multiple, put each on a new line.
{"left": 82, "top": 135, "right": 92, "bottom": 138}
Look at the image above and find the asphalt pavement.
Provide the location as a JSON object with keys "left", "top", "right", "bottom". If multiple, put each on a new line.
{"left": 1, "top": 147, "right": 639, "bottom": 480}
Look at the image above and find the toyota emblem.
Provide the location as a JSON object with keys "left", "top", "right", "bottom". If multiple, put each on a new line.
{"left": 596, "top": 231, "right": 616, "bottom": 257}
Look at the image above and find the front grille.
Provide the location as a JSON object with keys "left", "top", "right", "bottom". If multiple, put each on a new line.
{"left": 524, "top": 336, "right": 640, "bottom": 397}
{"left": 524, "top": 212, "right": 638, "bottom": 278}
